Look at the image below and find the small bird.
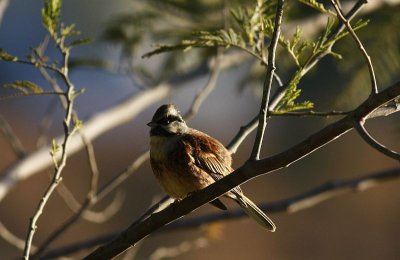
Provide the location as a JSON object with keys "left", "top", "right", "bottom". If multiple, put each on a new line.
{"left": 147, "top": 104, "right": 275, "bottom": 231}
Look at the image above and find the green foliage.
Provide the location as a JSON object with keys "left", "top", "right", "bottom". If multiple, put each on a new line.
{"left": 281, "top": 27, "right": 310, "bottom": 67}
{"left": 231, "top": 0, "right": 277, "bottom": 46}
{"left": 143, "top": 29, "right": 249, "bottom": 59}
{"left": 42, "top": 0, "right": 62, "bottom": 38}
{"left": 50, "top": 138, "right": 60, "bottom": 168}
{"left": 143, "top": 0, "right": 279, "bottom": 61}
{"left": 2, "top": 80, "right": 43, "bottom": 94}
{"left": 310, "top": 18, "right": 368, "bottom": 61}
{"left": 274, "top": 72, "right": 314, "bottom": 113}
{"left": 42, "top": 0, "right": 90, "bottom": 48}
{"left": 0, "top": 49, "right": 18, "bottom": 61}
{"left": 298, "top": 0, "right": 335, "bottom": 15}
{"left": 73, "top": 118, "right": 83, "bottom": 130}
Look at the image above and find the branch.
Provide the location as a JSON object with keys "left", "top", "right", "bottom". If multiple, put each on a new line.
{"left": 355, "top": 121, "right": 400, "bottom": 161}
{"left": 227, "top": 115, "right": 258, "bottom": 154}
{"left": 0, "top": 222, "right": 36, "bottom": 253}
{"left": 250, "top": 0, "right": 284, "bottom": 160}
{"left": 84, "top": 81, "right": 400, "bottom": 259}
{"left": 330, "top": 0, "right": 378, "bottom": 95}
{"left": 229, "top": 0, "right": 368, "bottom": 156}
{"left": 164, "top": 167, "right": 400, "bottom": 229}
{"left": 42, "top": 167, "right": 400, "bottom": 258}
{"left": 183, "top": 52, "right": 222, "bottom": 121}
{"left": 23, "top": 53, "right": 77, "bottom": 259}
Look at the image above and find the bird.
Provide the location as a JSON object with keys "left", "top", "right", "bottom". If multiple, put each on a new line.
{"left": 147, "top": 104, "right": 276, "bottom": 231}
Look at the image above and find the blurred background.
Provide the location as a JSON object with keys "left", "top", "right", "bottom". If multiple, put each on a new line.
{"left": 0, "top": 0, "right": 399, "bottom": 259}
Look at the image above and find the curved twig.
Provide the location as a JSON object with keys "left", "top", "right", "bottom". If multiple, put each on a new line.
{"left": 355, "top": 121, "right": 400, "bottom": 161}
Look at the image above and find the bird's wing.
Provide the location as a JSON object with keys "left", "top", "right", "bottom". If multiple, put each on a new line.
{"left": 184, "top": 130, "right": 243, "bottom": 195}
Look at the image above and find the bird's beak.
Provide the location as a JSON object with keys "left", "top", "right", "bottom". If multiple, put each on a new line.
{"left": 147, "top": 121, "right": 157, "bottom": 127}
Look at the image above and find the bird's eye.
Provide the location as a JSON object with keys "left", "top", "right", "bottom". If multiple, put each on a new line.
{"left": 158, "top": 115, "right": 182, "bottom": 125}
{"left": 160, "top": 116, "right": 172, "bottom": 125}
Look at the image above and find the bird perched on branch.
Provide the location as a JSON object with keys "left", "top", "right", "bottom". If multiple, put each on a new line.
{"left": 147, "top": 104, "right": 275, "bottom": 231}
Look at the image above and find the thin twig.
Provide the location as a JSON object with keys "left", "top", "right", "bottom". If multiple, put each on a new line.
{"left": 231, "top": 0, "right": 368, "bottom": 155}
{"left": 330, "top": 0, "right": 378, "bottom": 95}
{"left": 227, "top": 115, "right": 258, "bottom": 154}
{"left": 23, "top": 40, "right": 77, "bottom": 259}
{"left": 270, "top": 110, "right": 349, "bottom": 117}
{"left": 0, "top": 91, "right": 66, "bottom": 100}
{"left": 32, "top": 131, "right": 101, "bottom": 258}
{"left": 183, "top": 51, "right": 223, "bottom": 121}
{"left": 355, "top": 121, "right": 400, "bottom": 161}
{"left": 250, "top": 0, "right": 285, "bottom": 160}
{"left": 25, "top": 38, "right": 102, "bottom": 256}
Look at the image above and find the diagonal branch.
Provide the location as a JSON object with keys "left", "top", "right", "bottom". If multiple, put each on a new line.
{"left": 41, "top": 167, "right": 400, "bottom": 258}
{"left": 84, "top": 81, "right": 400, "bottom": 259}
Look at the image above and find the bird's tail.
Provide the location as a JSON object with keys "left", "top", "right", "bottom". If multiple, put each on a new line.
{"left": 230, "top": 192, "right": 276, "bottom": 232}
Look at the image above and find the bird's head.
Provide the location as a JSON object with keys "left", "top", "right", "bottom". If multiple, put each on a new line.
{"left": 147, "top": 104, "right": 188, "bottom": 136}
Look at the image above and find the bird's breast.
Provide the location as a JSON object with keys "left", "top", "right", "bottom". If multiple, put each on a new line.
{"left": 149, "top": 135, "right": 177, "bottom": 161}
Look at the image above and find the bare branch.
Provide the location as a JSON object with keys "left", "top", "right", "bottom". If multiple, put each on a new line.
{"left": 183, "top": 52, "right": 222, "bottom": 121}
{"left": 41, "top": 166, "right": 400, "bottom": 259}
{"left": 165, "top": 167, "right": 400, "bottom": 229}
{"left": 330, "top": 0, "right": 378, "bottom": 95}
{"left": 250, "top": 0, "right": 284, "bottom": 160}
{"left": 227, "top": 115, "right": 258, "bottom": 154}
{"left": 23, "top": 55, "right": 77, "bottom": 260}
{"left": 84, "top": 81, "right": 400, "bottom": 259}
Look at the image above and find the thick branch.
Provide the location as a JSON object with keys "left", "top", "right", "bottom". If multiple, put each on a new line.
{"left": 41, "top": 166, "right": 400, "bottom": 258}
{"left": 84, "top": 81, "right": 400, "bottom": 259}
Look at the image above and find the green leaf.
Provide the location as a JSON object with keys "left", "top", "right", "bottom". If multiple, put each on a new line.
{"left": 0, "top": 48, "right": 18, "bottom": 61}
{"left": 2, "top": 80, "right": 43, "bottom": 94}
{"left": 281, "top": 26, "right": 310, "bottom": 67}
{"left": 68, "top": 38, "right": 92, "bottom": 47}
{"left": 274, "top": 71, "right": 314, "bottom": 113}
{"left": 298, "top": 0, "right": 336, "bottom": 15}
{"left": 73, "top": 119, "right": 83, "bottom": 130}
{"left": 42, "top": 0, "right": 62, "bottom": 37}
{"left": 61, "top": 24, "right": 79, "bottom": 37}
